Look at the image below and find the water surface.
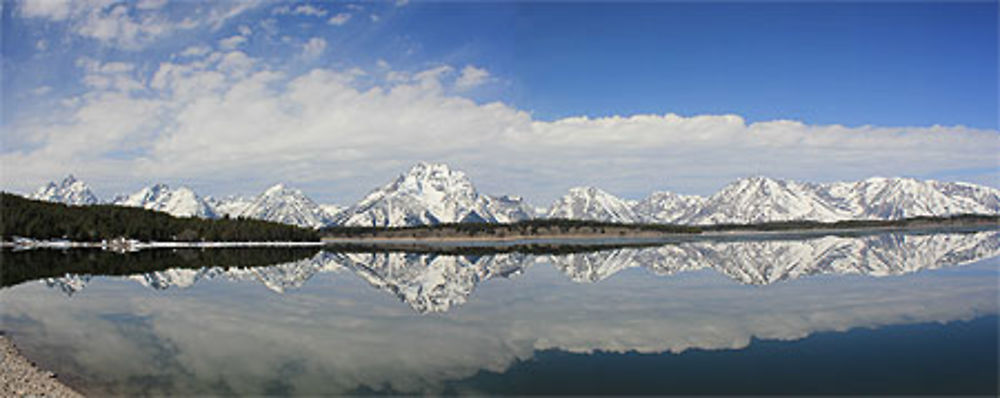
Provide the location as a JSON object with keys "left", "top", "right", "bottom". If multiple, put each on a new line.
{"left": 1, "top": 230, "right": 998, "bottom": 395}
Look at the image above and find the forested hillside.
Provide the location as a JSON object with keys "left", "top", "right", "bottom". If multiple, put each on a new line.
{"left": 1, "top": 192, "right": 319, "bottom": 242}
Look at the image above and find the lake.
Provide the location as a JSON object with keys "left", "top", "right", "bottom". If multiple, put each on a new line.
{"left": 1, "top": 230, "right": 998, "bottom": 395}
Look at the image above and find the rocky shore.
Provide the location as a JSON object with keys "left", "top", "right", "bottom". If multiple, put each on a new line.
{"left": 1, "top": 334, "right": 81, "bottom": 397}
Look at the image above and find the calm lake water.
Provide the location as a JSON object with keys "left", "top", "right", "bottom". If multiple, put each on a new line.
{"left": 1, "top": 230, "right": 998, "bottom": 395}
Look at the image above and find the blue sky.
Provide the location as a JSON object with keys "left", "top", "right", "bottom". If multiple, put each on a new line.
{"left": 1, "top": 1, "right": 997, "bottom": 203}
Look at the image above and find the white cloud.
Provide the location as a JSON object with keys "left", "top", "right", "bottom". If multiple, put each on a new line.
{"left": 273, "top": 4, "right": 328, "bottom": 17}
{"left": 218, "top": 35, "right": 247, "bottom": 50}
{"left": 17, "top": 1, "right": 261, "bottom": 50}
{"left": 178, "top": 45, "right": 211, "bottom": 58}
{"left": 327, "top": 13, "right": 352, "bottom": 26}
{"left": 3, "top": 49, "right": 998, "bottom": 203}
{"left": 35, "top": 39, "right": 48, "bottom": 51}
{"left": 75, "top": 57, "right": 145, "bottom": 92}
{"left": 73, "top": 3, "right": 174, "bottom": 49}
{"left": 370, "top": 14, "right": 380, "bottom": 22}
{"left": 455, "top": 65, "right": 490, "bottom": 90}
{"left": 136, "top": 0, "right": 168, "bottom": 10}
{"left": 301, "top": 37, "right": 327, "bottom": 58}
{"left": 294, "top": 4, "right": 327, "bottom": 16}
{"left": 18, "top": 0, "right": 75, "bottom": 20}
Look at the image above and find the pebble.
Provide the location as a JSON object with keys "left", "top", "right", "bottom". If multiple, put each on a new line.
{"left": 0, "top": 334, "right": 82, "bottom": 397}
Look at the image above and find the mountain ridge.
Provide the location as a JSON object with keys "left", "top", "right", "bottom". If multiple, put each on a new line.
{"left": 21, "top": 166, "right": 1000, "bottom": 228}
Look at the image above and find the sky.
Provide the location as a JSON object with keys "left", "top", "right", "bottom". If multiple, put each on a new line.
{"left": 1, "top": 0, "right": 997, "bottom": 205}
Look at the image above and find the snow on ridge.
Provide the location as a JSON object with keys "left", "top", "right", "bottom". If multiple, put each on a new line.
{"left": 30, "top": 175, "right": 99, "bottom": 205}
{"left": 113, "top": 183, "right": 216, "bottom": 218}
{"left": 236, "top": 183, "right": 333, "bottom": 229}
{"left": 22, "top": 166, "right": 1000, "bottom": 228}
{"left": 333, "top": 162, "right": 533, "bottom": 227}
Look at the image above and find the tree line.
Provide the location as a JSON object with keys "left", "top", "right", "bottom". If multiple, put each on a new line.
{"left": 1, "top": 192, "right": 319, "bottom": 242}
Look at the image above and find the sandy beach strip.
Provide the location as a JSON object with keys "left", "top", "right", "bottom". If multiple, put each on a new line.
{"left": 1, "top": 334, "right": 82, "bottom": 397}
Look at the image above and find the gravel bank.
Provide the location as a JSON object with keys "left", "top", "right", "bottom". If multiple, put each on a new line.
{"left": 1, "top": 334, "right": 82, "bottom": 397}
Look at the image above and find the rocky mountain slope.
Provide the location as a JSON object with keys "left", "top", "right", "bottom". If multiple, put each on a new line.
{"left": 29, "top": 175, "right": 99, "bottom": 206}
{"left": 236, "top": 184, "right": 333, "bottom": 229}
{"left": 333, "top": 163, "right": 532, "bottom": 227}
{"left": 113, "top": 184, "right": 216, "bottom": 218}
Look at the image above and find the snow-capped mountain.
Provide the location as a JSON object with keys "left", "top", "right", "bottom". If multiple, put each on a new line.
{"left": 30, "top": 175, "right": 100, "bottom": 205}
{"left": 320, "top": 203, "right": 345, "bottom": 219}
{"left": 482, "top": 195, "right": 535, "bottom": 223}
{"left": 547, "top": 186, "right": 640, "bottom": 223}
{"left": 205, "top": 195, "right": 254, "bottom": 218}
{"left": 634, "top": 191, "right": 705, "bottom": 224}
{"left": 827, "top": 177, "right": 1000, "bottom": 220}
{"left": 681, "top": 177, "right": 850, "bottom": 225}
{"left": 114, "top": 184, "right": 216, "bottom": 218}
{"left": 21, "top": 166, "right": 1000, "bottom": 228}
{"left": 333, "top": 162, "right": 526, "bottom": 227}
{"left": 672, "top": 176, "right": 1000, "bottom": 225}
{"left": 237, "top": 184, "right": 332, "bottom": 229}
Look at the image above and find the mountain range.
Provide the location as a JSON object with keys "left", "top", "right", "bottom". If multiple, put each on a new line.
{"left": 22, "top": 163, "right": 1000, "bottom": 228}
{"left": 41, "top": 230, "right": 1000, "bottom": 313}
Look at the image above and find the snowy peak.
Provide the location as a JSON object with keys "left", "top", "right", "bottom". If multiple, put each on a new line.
{"left": 834, "top": 177, "right": 1000, "bottom": 220}
{"left": 482, "top": 195, "right": 535, "bottom": 223}
{"left": 114, "top": 184, "right": 216, "bottom": 218}
{"left": 547, "top": 186, "right": 640, "bottom": 223}
{"left": 238, "top": 183, "right": 332, "bottom": 229}
{"left": 320, "top": 204, "right": 345, "bottom": 218}
{"left": 634, "top": 191, "right": 705, "bottom": 223}
{"left": 392, "top": 162, "right": 479, "bottom": 205}
{"left": 683, "top": 176, "right": 848, "bottom": 225}
{"left": 30, "top": 175, "right": 99, "bottom": 205}
{"left": 205, "top": 195, "right": 254, "bottom": 218}
{"left": 334, "top": 162, "right": 526, "bottom": 227}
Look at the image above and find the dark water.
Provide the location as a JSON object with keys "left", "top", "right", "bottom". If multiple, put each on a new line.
{"left": 1, "top": 230, "right": 998, "bottom": 395}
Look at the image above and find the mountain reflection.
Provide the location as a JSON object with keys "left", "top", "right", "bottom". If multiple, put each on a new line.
{"left": 32, "top": 230, "right": 1000, "bottom": 313}
{"left": 1, "top": 231, "right": 997, "bottom": 396}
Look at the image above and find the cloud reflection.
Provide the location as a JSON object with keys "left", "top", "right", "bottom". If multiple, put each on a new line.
{"left": 1, "top": 231, "right": 997, "bottom": 395}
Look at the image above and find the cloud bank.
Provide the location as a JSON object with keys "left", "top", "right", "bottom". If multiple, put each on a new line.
{"left": 3, "top": 1, "right": 998, "bottom": 204}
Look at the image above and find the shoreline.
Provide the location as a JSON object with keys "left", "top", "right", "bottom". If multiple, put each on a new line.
{"left": 321, "top": 223, "right": 999, "bottom": 246}
{"left": 1, "top": 240, "right": 326, "bottom": 251}
{"left": 3, "top": 220, "right": 996, "bottom": 251}
{"left": 0, "top": 334, "right": 82, "bottom": 397}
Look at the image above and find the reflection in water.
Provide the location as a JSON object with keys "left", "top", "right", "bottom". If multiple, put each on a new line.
{"left": 35, "top": 231, "right": 1000, "bottom": 313}
{"left": 0, "top": 231, "right": 997, "bottom": 395}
